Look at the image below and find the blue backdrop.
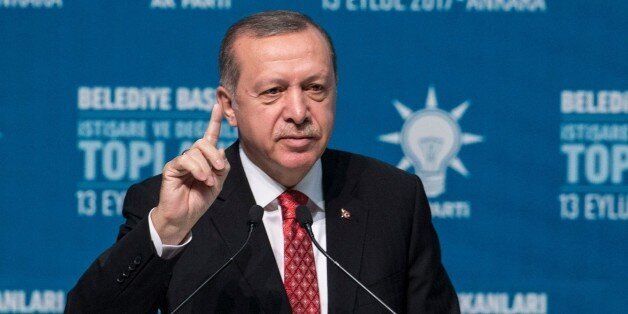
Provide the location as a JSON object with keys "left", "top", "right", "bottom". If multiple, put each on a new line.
{"left": 1, "top": 1, "right": 627, "bottom": 313}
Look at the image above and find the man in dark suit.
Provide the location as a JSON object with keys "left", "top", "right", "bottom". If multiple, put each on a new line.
{"left": 66, "top": 10, "right": 459, "bottom": 313}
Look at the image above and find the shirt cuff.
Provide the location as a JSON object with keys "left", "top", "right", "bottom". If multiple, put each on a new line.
{"left": 148, "top": 207, "right": 192, "bottom": 259}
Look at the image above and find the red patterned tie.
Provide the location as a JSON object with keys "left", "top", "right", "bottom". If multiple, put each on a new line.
{"left": 278, "top": 190, "right": 321, "bottom": 314}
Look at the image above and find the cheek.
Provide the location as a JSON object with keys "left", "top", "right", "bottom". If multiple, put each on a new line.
{"left": 312, "top": 104, "right": 335, "bottom": 132}
{"left": 241, "top": 106, "right": 282, "bottom": 137}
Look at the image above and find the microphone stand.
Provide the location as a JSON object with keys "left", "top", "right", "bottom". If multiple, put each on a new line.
{"left": 296, "top": 205, "right": 397, "bottom": 314}
{"left": 170, "top": 205, "right": 264, "bottom": 313}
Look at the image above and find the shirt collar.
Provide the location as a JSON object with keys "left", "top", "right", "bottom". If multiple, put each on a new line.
{"left": 239, "top": 146, "right": 324, "bottom": 210}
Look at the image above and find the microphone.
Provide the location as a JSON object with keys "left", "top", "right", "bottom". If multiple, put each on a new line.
{"left": 171, "top": 205, "right": 264, "bottom": 313}
{"left": 295, "top": 205, "right": 398, "bottom": 314}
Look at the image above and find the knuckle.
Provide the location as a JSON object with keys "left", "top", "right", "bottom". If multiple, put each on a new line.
{"left": 182, "top": 158, "right": 197, "bottom": 170}
{"left": 163, "top": 161, "right": 173, "bottom": 171}
{"left": 205, "top": 142, "right": 217, "bottom": 152}
{"left": 178, "top": 157, "right": 192, "bottom": 169}
{"left": 174, "top": 156, "right": 187, "bottom": 167}
{"left": 207, "top": 134, "right": 218, "bottom": 143}
{"left": 199, "top": 159, "right": 211, "bottom": 172}
{"left": 190, "top": 150, "right": 205, "bottom": 163}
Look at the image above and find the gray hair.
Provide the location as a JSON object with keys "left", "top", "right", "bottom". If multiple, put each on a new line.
{"left": 218, "top": 10, "right": 337, "bottom": 94}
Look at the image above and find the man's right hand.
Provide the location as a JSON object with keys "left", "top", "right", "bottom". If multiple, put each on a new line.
{"left": 151, "top": 103, "right": 231, "bottom": 245}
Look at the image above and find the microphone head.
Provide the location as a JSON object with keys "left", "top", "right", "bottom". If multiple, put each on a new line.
{"left": 296, "top": 205, "right": 313, "bottom": 228}
{"left": 248, "top": 205, "right": 264, "bottom": 226}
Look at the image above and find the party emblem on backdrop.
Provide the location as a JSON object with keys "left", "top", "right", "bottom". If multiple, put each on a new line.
{"left": 379, "top": 86, "right": 483, "bottom": 198}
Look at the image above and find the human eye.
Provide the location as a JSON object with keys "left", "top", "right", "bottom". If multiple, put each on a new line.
{"left": 261, "top": 86, "right": 283, "bottom": 95}
{"left": 305, "top": 83, "right": 329, "bottom": 102}
{"left": 307, "top": 83, "right": 325, "bottom": 92}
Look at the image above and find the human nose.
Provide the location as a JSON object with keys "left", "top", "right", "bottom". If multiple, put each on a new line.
{"left": 282, "top": 87, "right": 308, "bottom": 125}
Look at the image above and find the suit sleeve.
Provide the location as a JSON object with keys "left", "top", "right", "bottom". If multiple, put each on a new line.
{"left": 406, "top": 177, "right": 460, "bottom": 314}
{"left": 65, "top": 183, "right": 180, "bottom": 313}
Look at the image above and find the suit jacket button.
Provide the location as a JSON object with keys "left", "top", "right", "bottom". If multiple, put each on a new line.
{"left": 133, "top": 256, "right": 142, "bottom": 265}
{"left": 128, "top": 264, "right": 136, "bottom": 271}
{"left": 122, "top": 269, "right": 130, "bottom": 277}
{"left": 116, "top": 276, "right": 125, "bottom": 284}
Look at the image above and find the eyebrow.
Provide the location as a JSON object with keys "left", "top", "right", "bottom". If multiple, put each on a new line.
{"left": 253, "top": 72, "right": 332, "bottom": 91}
{"left": 253, "top": 78, "right": 289, "bottom": 91}
{"left": 301, "top": 73, "right": 331, "bottom": 84}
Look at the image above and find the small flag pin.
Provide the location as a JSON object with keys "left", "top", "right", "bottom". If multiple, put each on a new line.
{"left": 340, "top": 208, "right": 351, "bottom": 219}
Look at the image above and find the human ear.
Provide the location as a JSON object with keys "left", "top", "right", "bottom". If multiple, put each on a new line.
{"left": 217, "top": 86, "right": 237, "bottom": 127}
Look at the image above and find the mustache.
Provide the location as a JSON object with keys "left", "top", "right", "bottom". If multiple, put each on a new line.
{"left": 273, "top": 122, "right": 321, "bottom": 140}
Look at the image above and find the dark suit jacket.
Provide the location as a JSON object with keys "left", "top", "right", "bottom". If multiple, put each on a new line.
{"left": 66, "top": 142, "right": 460, "bottom": 313}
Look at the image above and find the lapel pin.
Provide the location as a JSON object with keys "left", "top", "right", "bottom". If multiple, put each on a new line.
{"left": 340, "top": 208, "right": 351, "bottom": 219}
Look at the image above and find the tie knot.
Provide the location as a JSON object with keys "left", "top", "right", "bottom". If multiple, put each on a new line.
{"left": 278, "top": 190, "right": 309, "bottom": 220}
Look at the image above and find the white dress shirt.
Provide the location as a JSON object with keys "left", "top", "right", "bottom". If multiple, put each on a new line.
{"left": 148, "top": 147, "right": 328, "bottom": 313}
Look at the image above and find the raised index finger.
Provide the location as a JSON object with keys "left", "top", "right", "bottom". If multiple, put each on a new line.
{"left": 204, "top": 103, "right": 223, "bottom": 146}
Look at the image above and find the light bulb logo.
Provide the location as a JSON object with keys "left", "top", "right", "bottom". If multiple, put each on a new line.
{"left": 379, "top": 86, "right": 484, "bottom": 198}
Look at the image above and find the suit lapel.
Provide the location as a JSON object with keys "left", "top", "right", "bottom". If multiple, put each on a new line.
{"left": 322, "top": 150, "right": 369, "bottom": 313}
{"left": 207, "top": 142, "right": 290, "bottom": 312}
{"left": 174, "top": 144, "right": 367, "bottom": 312}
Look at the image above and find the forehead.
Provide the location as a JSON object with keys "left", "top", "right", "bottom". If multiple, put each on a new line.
{"left": 232, "top": 27, "right": 333, "bottom": 80}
